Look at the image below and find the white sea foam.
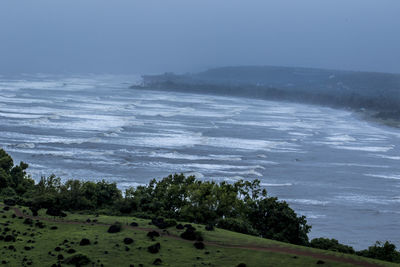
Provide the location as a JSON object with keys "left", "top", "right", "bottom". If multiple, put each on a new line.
{"left": 364, "top": 174, "right": 400, "bottom": 180}
{"left": 261, "top": 183, "right": 293, "bottom": 187}
{"left": 330, "top": 163, "right": 389, "bottom": 168}
{"left": 332, "top": 145, "right": 394, "bottom": 153}
{"left": 13, "top": 143, "right": 36, "bottom": 149}
{"left": 117, "top": 182, "right": 146, "bottom": 188}
{"left": 372, "top": 154, "right": 400, "bottom": 160}
{"left": 284, "top": 199, "right": 330, "bottom": 205}
{"left": 326, "top": 134, "right": 356, "bottom": 142}
{"left": 334, "top": 193, "right": 399, "bottom": 205}
{"left": 183, "top": 172, "right": 205, "bottom": 179}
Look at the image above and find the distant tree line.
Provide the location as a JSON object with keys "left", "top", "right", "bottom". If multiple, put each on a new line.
{"left": 0, "top": 148, "right": 399, "bottom": 263}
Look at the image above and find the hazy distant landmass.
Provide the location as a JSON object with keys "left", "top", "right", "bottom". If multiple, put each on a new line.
{"left": 134, "top": 66, "right": 400, "bottom": 126}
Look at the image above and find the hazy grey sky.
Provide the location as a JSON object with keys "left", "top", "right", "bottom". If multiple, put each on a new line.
{"left": 1, "top": 0, "right": 399, "bottom": 74}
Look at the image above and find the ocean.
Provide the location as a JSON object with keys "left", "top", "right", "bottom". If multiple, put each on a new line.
{"left": 0, "top": 74, "right": 399, "bottom": 249}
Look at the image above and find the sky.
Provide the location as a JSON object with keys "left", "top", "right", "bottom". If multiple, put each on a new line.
{"left": 0, "top": 0, "right": 400, "bottom": 75}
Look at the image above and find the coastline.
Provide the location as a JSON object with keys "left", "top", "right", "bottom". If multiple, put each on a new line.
{"left": 130, "top": 84, "right": 400, "bottom": 129}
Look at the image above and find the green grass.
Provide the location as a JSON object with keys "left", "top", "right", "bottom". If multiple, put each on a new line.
{"left": 0, "top": 204, "right": 397, "bottom": 267}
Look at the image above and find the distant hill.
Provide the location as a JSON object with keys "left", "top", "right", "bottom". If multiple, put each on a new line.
{"left": 134, "top": 66, "right": 400, "bottom": 125}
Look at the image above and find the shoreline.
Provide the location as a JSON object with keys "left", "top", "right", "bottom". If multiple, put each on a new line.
{"left": 130, "top": 84, "right": 400, "bottom": 130}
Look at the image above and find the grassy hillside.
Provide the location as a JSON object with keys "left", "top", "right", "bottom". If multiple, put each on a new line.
{"left": 0, "top": 203, "right": 394, "bottom": 267}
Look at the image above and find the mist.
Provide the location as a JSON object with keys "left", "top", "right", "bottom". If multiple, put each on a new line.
{"left": 1, "top": 0, "right": 400, "bottom": 74}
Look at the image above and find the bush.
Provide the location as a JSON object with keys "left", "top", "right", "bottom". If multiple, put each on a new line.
{"left": 180, "top": 228, "right": 203, "bottom": 241}
{"left": 216, "top": 218, "right": 257, "bottom": 236}
{"left": 46, "top": 207, "right": 67, "bottom": 217}
{"left": 107, "top": 222, "right": 122, "bottom": 233}
{"left": 0, "top": 187, "right": 16, "bottom": 197}
{"left": 151, "top": 217, "right": 177, "bottom": 229}
{"left": 356, "top": 241, "right": 400, "bottom": 263}
{"left": 64, "top": 253, "right": 91, "bottom": 266}
{"left": 147, "top": 243, "right": 161, "bottom": 254}
{"left": 310, "top": 238, "right": 355, "bottom": 254}
{"left": 79, "top": 238, "right": 91, "bottom": 246}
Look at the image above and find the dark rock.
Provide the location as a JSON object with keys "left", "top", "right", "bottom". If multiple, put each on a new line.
{"left": 86, "top": 219, "right": 91, "bottom": 223}
{"left": 153, "top": 258, "right": 162, "bottom": 265}
{"left": 79, "top": 238, "right": 91, "bottom": 246}
{"left": 57, "top": 254, "right": 64, "bottom": 260}
{"left": 316, "top": 260, "right": 325, "bottom": 265}
{"left": 194, "top": 242, "right": 205, "bottom": 249}
{"left": 130, "top": 222, "right": 138, "bottom": 227}
{"left": 54, "top": 247, "right": 61, "bottom": 252}
{"left": 147, "top": 231, "right": 160, "bottom": 239}
{"left": 50, "top": 226, "right": 58, "bottom": 230}
{"left": 147, "top": 243, "right": 161, "bottom": 254}
{"left": 24, "top": 246, "right": 32, "bottom": 251}
{"left": 125, "top": 246, "right": 130, "bottom": 251}
{"left": 237, "top": 264, "right": 246, "bottom": 267}
{"left": 123, "top": 237, "right": 134, "bottom": 245}
{"left": 3, "top": 207, "right": 9, "bottom": 211}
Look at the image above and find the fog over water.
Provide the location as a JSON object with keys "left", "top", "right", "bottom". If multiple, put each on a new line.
{"left": 0, "top": 75, "right": 399, "bottom": 249}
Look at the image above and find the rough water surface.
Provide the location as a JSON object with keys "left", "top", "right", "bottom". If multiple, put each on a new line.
{"left": 0, "top": 74, "right": 399, "bottom": 249}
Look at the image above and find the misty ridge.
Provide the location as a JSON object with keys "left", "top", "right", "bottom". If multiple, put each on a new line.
{"left": 135, "top": 66, "right": 400, "bottom": 125}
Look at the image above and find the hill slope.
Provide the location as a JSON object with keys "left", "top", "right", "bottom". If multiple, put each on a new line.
{"left": 0, "top": 203, "right": 394, "bottom": 267}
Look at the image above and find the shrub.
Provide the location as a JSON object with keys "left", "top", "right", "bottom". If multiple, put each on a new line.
{"left": 147, "top": 231, "right": 160, "bottom": 239}
{"left": 310, "top": 238, "right": 355, "bottom": 254}
{"left": 123, "top": 237, "right": 134, "bottom": 245}
{"left": 147, "top": 243, "right": 161, "bottom": 254}
{"left": 107, "top": 222, "right": 122, "bottom": 233}
{"left": 79, "top": 238, "right": 91, "bottom": 246}
{"left": 46, "top": 207, "right": 67, "bottom": 218}
{"left": 180, "top": 228, "right": 203, "bottom": 241}
{"left": 194, "top": 241, "right": 205, "bottom": 249}
{"left": 64, "top": 253, "right": 91, "bottom": 266}
{"left": 356, "top": 241, "right": 400, "bottom": 263}
{"left": 216, "top": 218, "right": 257, "bottom": 236}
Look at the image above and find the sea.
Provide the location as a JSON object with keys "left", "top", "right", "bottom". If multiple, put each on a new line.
{"left": 0, "top": 74, "right": 399, "bottom": 250}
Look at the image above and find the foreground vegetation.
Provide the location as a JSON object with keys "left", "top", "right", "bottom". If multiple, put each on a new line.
{"left": 1, "top": 148, "right": 400, "bottom": 265}
{"left": 0, "top": 203, "right": 396, "bottom": 267}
